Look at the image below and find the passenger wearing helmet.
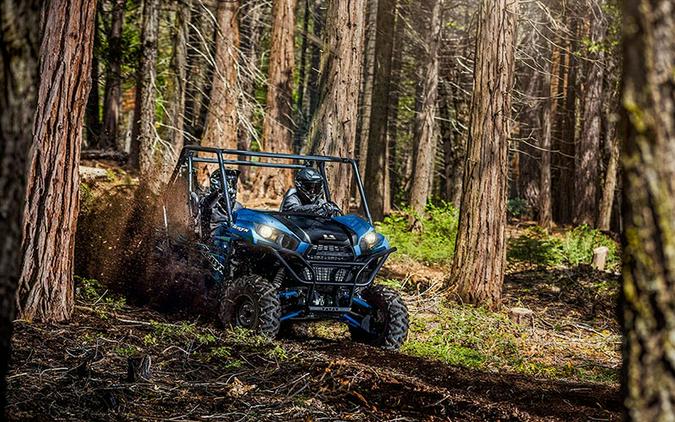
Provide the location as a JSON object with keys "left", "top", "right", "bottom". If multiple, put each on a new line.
{"left": 281, "top": 167, "right": 341, "bottom": 217}
{"left": 201, "top": 168, "right": 243, "bottom": 237}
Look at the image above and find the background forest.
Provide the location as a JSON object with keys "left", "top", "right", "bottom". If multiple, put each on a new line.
{"left": 84, "top": 0, "right": 621, "bottom": 230}
{"left": 1, "top": 0, "right": 673, "bottom": 419}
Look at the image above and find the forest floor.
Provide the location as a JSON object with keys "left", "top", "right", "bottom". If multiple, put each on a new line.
{"left": 7, "top": 284, "right": 621, "bottom": 421}
{"left": 6, "top": 265, "right": 622, "bottom": 421}
{"left": 6, "top": 163, "right": 623, "bottom": 420}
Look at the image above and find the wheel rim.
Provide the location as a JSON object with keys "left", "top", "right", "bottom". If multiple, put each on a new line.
{"left": 235, "top": 297, "right": 257, "bottom": 328}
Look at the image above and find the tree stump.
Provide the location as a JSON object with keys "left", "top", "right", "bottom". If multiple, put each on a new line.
{"left": 592, "top": 246, "right": 609, "bottom": 271}
{"left": 509, "top": 307, "right": 534, "bottom": 327}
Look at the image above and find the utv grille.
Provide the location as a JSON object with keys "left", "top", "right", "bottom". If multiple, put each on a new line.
{"left": 306, "top": 243, "right": 354, "bottom": 262}
{"left": 303, "top": 267, "right": 349, "bottom": 283}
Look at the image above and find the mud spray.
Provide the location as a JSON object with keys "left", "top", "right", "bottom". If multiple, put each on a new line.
{"left": 75, "top": 177, "right": 217, "bottom": 319}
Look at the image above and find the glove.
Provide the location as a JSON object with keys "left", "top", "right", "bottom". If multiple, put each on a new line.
{"left": 323, "top": 201, "right": 342, "bottom": 217}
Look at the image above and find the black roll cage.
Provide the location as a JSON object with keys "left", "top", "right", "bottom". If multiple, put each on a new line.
{"left": 168, "top": 145, "right": 374, "bottom": 225}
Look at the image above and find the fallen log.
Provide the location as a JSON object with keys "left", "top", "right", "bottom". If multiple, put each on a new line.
{"left": 81, "top": 149, "right": 128, "bottom": 163}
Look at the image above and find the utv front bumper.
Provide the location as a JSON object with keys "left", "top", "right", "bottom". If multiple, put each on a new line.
{"left": 270, "top": 246, "right": 395, "bottom": 288}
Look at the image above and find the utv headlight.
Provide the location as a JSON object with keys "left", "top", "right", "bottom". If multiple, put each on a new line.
{"left": 257, "top": 224, "right": 274, "bottom": 239}
{"left": 255, "top": 224, "right": 299, "bottom": 250}
{"left": 360, "top": 231, "right": 381, "bottom": 251}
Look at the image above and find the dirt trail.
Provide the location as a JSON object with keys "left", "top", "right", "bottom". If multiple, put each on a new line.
{"left": 6, "top": 301, "right": 621, "bottom": 421}
{"left": 294, "top": 338, "right": 620, "bottom": 421}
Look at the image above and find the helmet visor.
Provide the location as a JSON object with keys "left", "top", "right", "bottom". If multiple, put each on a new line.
{"left": 298, "top": 180, "right": 323, "bottom": 201}
{"left": 305, "top": 181, "right": 322, "bottom": 196}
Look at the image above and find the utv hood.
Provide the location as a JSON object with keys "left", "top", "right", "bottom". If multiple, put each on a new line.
{"left": 271, "top": 213, "right": 355, "bottom": 245}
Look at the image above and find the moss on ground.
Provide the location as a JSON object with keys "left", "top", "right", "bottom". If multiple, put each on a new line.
{"left": 401, "top": 299, "right": 619, "bottom": 384}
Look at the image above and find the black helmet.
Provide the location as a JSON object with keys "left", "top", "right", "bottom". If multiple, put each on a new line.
{"left": 295, "top": 167, "right": 323, "bottom": 202}
{"left": 210, "top": 168, "right": 239, "bottom": 202}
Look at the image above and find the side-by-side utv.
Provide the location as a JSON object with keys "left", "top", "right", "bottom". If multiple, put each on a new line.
{"left": 158, "top": 146, "right": 408, "bottom": 350}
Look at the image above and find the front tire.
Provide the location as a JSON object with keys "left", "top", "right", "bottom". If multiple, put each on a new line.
{"left": 219, "top": 275, "right": 281, "bottom": 338}
{"left": 349, "top": 285, "right": 409, "bottom": 350}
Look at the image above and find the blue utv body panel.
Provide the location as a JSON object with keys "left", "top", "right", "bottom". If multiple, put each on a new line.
{"left": 223, "top": 208, "right": 387, "bottom": 257}
{"left": 332, "top": 214, "right": 389, "bottom": 256}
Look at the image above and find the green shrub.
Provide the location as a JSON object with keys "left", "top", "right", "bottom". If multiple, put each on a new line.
{"left": 561, "top": 225, "right": 620, "bottom": 269}
{"left": 377, "top": 203, "right": 459, "bottom": 265}
{"left": 507, "top": 197, "right": 530, "bottom": 219}
{"left": 507, "top": 225, "right": 620, "bottom": 270}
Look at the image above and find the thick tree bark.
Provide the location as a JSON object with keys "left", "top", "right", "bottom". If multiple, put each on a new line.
{"left": 160, "top": 0, "right": 191, "bottom": 184}
{"left": 102, "top": 0, "right": 125, "bottom": 150}
{"left": 130, "top": 0, "right": 159, "bottom": 185}
{"left": 201, "top": 0, "right": 240, "bottom": 154}
{"left": 364, "top": 0, "right": 396, "bottom": 221}
{"left": 307, "top": 0, "right": 366, "bottom": 210}
{"left": 257, "top": 0, "right": 297, "bottom": 197}
{"left": 17, "top": 0, "right": 97, "bottom": 322}
{"left": 409, "top": 0, "right": 442, "bottom": 218}
{"left": 446, "top": 0, "right": 516, "bottom": 307}
{"left": 574, "top": 3, "right": 606, "bottom": 226}
{"left": 621, "top": 0, "right": 675, "bottom": 418}
{"left": 0, "top": 0, "right": 41, "bottom": 409}
{"left": 196, "top": 0, "right": 242, "bottom": 185}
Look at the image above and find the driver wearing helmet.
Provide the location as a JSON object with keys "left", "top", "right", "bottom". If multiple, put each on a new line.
{"left": 201, "top": 168, "right": 243, "bottom": 237}
{"left": 281, "top": 167, "right": 341, "bottom": 217}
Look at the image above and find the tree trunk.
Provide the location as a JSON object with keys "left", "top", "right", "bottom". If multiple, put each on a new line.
{"left": 387, "top": 5, "right": 405, "bottom": 210}
{"left": 129, "top": 0, "right": 159, "bottom": 186}
{"left": 409, "top": 0, "right": 442, "bottom": 218}
{"left": 355, "top": 0, "right": 378, "bottom": 178}
{"left": 296, "top": 0, "right": 310, "bottom": 118}
{"left": 364, "top": 0, "right": 396, "bottom": 221}
{"left": 307, "top": 0, "right": 324, "bottom": 120}
{"left": 201, "top": 0, "right": 240, "bottom": 169}
{"left": 85, "top": 12, "right": 101, "bottom": 148}
{"left": 516, "top": 54, "right": 541, "bottom": 215}
{"left": 438, "top": 78, "right": 463, "bottom": 207}
{"left": 307, "top": 0, "right": 366, "bottom": 210}
{"left": 160, "top": 0, "right": 191, "bottom": 184}
{"left": 554, "top": 16, "right": 578, "bottom": 225}
{"left": 238, "top": 0, "right": 268, "bottom": 184}
{"left": 598, "top": 114, "right": 618, "bottom": 231}
{"left": 0, "top": 0, "right": 41, "bottom": 408}
{"left": 257, "top": 0, "right": 297, "bottom": 198}
{"left": 621, "top": 0, "right": 675, "bottom": 418}
{"left": 598, "top": 133, "right": 618, "bottom": 231}
{"left": 446, "top": 0, "right": 517, "bottom": 308}
{"left": 102, "top": 0, "right": 125, "bottom": 150}
{"left": 17, "top": 0, "right": 97, "bottom": 322}
{"left": 184, "top": 5, "right": 215, "bottom": 143}
{"left": 539, "top": 46, "right": 554, "bottom": 229}
{"left": 574, "top": 4, "right": 606, "bottom": 226}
